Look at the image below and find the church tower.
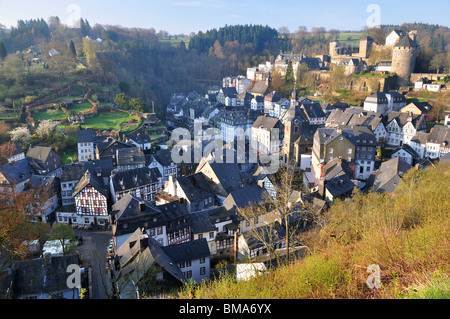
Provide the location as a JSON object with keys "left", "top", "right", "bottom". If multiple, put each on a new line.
{"left": 282, "top": 88, "right": 303, "bottom": 164}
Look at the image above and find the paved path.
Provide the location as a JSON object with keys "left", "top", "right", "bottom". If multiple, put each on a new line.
{"left": 75, "top": 229, "right": 113, "bottom": 299}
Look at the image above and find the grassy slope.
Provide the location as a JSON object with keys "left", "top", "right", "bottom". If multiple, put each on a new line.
{"left": 179, "top": 162, "right": 450, "bottom": 299}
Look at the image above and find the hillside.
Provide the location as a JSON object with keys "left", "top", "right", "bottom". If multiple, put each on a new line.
{"left": 178, "top": 161, "right": 450, "bottom": 299}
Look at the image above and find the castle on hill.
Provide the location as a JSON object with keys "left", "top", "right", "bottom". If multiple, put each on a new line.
{"left": 329, "top": 30, "right": 419, "bottom": 87}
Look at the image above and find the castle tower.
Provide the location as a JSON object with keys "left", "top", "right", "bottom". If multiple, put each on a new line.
{"left": 329, "top": 41, "right": 338, "bottom": 57}
{"left": 391, "top": 36, "right": 419, "bottom": 87}
{"left": 359, "top": 36, "right": 374, "bottom": 59}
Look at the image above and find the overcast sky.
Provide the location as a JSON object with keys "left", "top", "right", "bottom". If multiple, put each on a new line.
{"left": 0, "top": 0, "right": 449, "bottom": 35}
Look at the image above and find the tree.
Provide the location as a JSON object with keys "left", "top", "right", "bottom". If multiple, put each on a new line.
{"left": 129, "top": 98, "right": 145, "bottom": 113}
{"left": 238, "top": 163, "right": 309, "bottom": 267}
{"left": 0, "top": 142, "right": 17, "bottom": 165}
{"left": 49, "top": 223, "right": 75, "bottom": 255}
{"left": 69, "top": 40, "right": 77, "bottom": 59}
{"left": 10, "top": 126, "right": 31, "bottom": 146}
{"left": 35, "top": 120, "right": 60, "bottom": 141}
{"left": 285, "top": 60, "right": 294, "bottom": 85}
{"left": 0, "top": 41, "right": 7, "bottom": 61}
{"left": 114, "top": 93, "right": 130, "bottom": 109}
{"left": 430, "top": 53, "right": 447, "bottom": 74}
{"left": 0, "top": 183, "right": 51, "bottom": 272}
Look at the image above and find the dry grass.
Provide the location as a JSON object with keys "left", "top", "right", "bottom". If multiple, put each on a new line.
{"left": 178, "top": 162, "right": 450, "bottom": 299}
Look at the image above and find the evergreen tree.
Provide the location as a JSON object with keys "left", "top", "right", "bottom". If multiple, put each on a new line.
{"left": 68, "top": 40, "right": 76, "bottom": 58}
{"left": 285, "top": 60, "right": 294, "bottom": 84}
{"left": 0, "top": 41, "right": 7, "bottom": 61}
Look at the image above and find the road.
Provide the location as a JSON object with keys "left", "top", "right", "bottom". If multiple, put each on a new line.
{"left": 75, "top": 229, "right": 113, "bottom": 299}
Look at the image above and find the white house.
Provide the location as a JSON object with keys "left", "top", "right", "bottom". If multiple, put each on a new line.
{"left": 77, "top": 129, "right": 96, "bottom": 162}
{"left": 364, "top": 92, "right": 407, "bottom": 115}
{"left": 385, "top": 30, "right": 406, "bottom": 46}
{"left": 391, "top": 145, "right": 416, "bottom": 165}
{"left": 425, "top": 126, "right": 450, "bottom": 159}
{"left": 409, "top": 132, "right": 429, "bottom": 160}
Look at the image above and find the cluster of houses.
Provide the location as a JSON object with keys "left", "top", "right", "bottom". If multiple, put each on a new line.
{"left": 2, "top": 51, "right": 450, "bottom": 298}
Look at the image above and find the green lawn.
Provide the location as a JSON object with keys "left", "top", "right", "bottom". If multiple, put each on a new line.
{"left": 82, "top": 111, "right": 140, "bottom": 131}
{"left": 338, "top": 32, "right": 363, "bottom": 46}
{"left": 67, "top": 102, "right": 93, "bottom": 114}
{"left": 32, "top": 108, "right": 67, "bottom": 121}
{"left": 60, "top": 151, "right": 77, "bottom": 165}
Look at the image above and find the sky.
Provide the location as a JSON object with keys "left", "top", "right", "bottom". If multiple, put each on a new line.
{"left": 0, "top": 0, "right": 449, "bottom": 35}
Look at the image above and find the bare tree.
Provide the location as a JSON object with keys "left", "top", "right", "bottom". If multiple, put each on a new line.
{"left": 237, "top": 163, "right": 309, "bottom": 267}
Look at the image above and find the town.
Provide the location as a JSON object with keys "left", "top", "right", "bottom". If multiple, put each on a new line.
{"left": 0, "top": 20, "right": 449, "bottom": 300}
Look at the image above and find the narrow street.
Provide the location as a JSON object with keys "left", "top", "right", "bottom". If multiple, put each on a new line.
{"left": 74, "top": 229, "right": 113, "bottom": 299}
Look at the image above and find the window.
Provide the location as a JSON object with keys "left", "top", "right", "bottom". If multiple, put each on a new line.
{"left": 186, "top": 270, "right": 192, "bottom": 279}
{"left": 209, "top": 232, "right": 214, "bottom": 239}
{"left": 157, "top": 227, "right": 163, "bottom": 235}
{"left": 200, "top": 267, "right": 206, "bottom": 276}
{"left": 347, "top": 149, "right": 352, "bottom": 155}
{"left": 200, "top": 257, "right": 205, "bottom": 264}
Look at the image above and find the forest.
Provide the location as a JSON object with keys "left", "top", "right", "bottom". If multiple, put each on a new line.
{"left": 0, "top": 18, "right": 450, "bottom": 113}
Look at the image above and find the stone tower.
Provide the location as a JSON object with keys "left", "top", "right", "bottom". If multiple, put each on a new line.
{"left": 391, "top": 35, "right": 419, "bottom": 87}
{"left": 359, "top": 36, "right": 374, "bottom": 59}
{"left": 329, "top": 41, "right": 338, "bottom": 57}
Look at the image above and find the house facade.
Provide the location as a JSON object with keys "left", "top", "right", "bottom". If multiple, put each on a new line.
{"left": 72, "top": 171, "right": 110, "bottom": 227}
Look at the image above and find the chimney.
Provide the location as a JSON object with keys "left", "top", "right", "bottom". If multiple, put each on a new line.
{"left": 139, "top": 200, "right": 146, "bottom": 212}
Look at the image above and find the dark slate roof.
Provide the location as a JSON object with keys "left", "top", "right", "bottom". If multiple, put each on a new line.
{"left": 128, "top": 133, "right": 152, "bottom": 145}
{"left": 371, "top": 157, "right": 411, "bottom": 193}
{"left": 301, "top": 102, "right": 326, "bottom": 120}
{"left": 0, "top": 158, "right": 33, "bottom": 185}
{"left": 147, "top": 237, "right": 185, "bottom": 282}
{"left": 395, "top": 36, "right": 419, "bottom": 48}
{"left": 112, "top": 194, "right": 161, "bottom": 223}
{"left": 111, "top": 167, "right": 161, "bottom": 192}
{"left": 25, "top": 175, "right": 58, "bottom": 196}
{"left": 326, "top": 109, "right": 354, "bottom": 127}
{"left": 176, "top": 173, "right": 214, "bottom": 202}
{"left": 95, "top": 136, "right": 132, "bottom": 155}
{"left": 223, "top": 185, "right": 268, "bottom": 211}
{"left": 61, "top": 163, "right": 85, "bottom": 182}
{"left": 13, "top": 254, "right": 80, "bottom": 296}
{"left": 324, "top": 174, "right": 355, "bottom": 197}
{"left": 189, "top": 211, "right": 216, "bottom": 234}
{"left": 365, "top": 92, "right": 388, "bottom": 104}
{"left": 116, "top": 147, "right": 146, "bottom": 167}
{"left": 393, "top": 144, "right": 417, "bottom": 158}
{"left": 207, "top": 162, "right": 243, "bottom": 193}
{"left": 388, "top": 112, "right": 426, "bottom": 129}
{"left": 152, "top": 149, "right": 174, "bottom": 167}
{"left": 77, "top": 129, "right": 95, "bottom": 143}
{"left": 72, "top": 170, "right": 109, "bottom": 197}
{"left": 162, "top": 238, "right": 210, "bottom": 264}
{"left": 83, "top": 159, "right": 114, "bottom": 179}
{"left": 323, "top": 157, "right": 354, "bottom": 180}
{"left": 427, "top": 126, "right": 450, "bottom": 145}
